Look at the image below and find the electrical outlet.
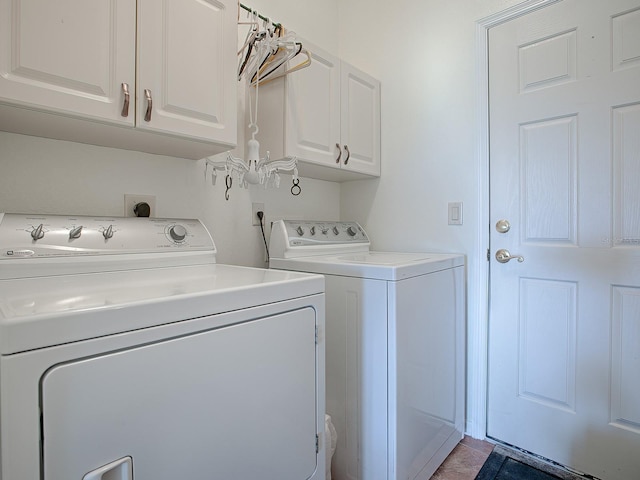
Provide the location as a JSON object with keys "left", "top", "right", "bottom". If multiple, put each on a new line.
{"left": 124, "top": 194, "right": 157, "bottom": 217}
{"left": 252, "top": 203, "right": 264, "bottom": 226}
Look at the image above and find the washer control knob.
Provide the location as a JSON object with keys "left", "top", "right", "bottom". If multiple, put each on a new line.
{"left": 102, "top": 225, "right": 114, "bottom": 240}
{"left": 69, "top": 225, "right": 83, "bottom": 239}
{"left": 321, "top": 228, "right": 329, "bottom": 235}
{"left": 310, "top": 226, "right": 316, "bottom": 236}
{"left": 30, "top": 224, "right": 45, "bottom": 241}
{"left": 296, "top": 226, "right": 304, "bottom": 236}
{"left": 169, "top": 224, "right": 187, "bottom": 242}
{"left": 332, "top": 226, "right": 339, "bottom": 235}
{"left": 346, "top": 226, "right": 357, "bottom": 237}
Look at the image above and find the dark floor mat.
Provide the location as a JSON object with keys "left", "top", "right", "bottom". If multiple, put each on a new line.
{"left": 475, "top": 446, "right": 590, "bottom": 480}
{"left": 476, "top": 450, "right": 561, "bottom": 479}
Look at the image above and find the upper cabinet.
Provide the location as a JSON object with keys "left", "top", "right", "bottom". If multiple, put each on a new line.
{"left": 257, "top": 40, "right": 381, "bottom": 182}
{"left": 136, "top": 0, "right": 236, "bottom": 145}
{"left": 0, "top": 0, "right": 237, "bottom": 159}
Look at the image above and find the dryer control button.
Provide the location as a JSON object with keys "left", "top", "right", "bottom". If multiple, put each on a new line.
{"left": 30, "top": 224, "right": 45, "bottom": 241}
{"left": 347, "top": 226, "right": 357, "bottom": 237}
{"left": 169, "top": 225, "right": 187, "bottom": 242}
{"left": 69, "top": 226, "right": 83, "bottom": 239}
{"left": 296, "top": 226, "right": 304, "bottom": 236}
{"left": 102, "top": 225, "right": 114, "bottom": 239}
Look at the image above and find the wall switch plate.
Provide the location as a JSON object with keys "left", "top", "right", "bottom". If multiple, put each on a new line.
{"left": 448, "top": 202, "right": 463, "bottom": 225}
{"left": 252, "top": 203, "right": 265, "bottom": 226}
{"left": 124, "top": 194, "right": 156, "bottom": 217}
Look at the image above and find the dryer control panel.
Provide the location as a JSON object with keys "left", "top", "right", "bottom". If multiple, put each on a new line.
{"left": 0, "top": 213, "right": 218, "bottom": 279}
{"left": 270, "top": 220, "right": 370, "bottom": 259}
{"left": 0, "top": 213, "right": 215, "bottom": 259}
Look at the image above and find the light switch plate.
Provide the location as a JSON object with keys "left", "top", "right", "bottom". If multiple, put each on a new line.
{"left": 448, "top": 202, "right": 463, "bottom": 225}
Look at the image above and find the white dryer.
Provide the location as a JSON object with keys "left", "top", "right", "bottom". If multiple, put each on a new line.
{"left": 0, "top": 213, "right": 325, "bottom": 480}
{"left": 269, "top": 220, "right": 465, "bottom": 480}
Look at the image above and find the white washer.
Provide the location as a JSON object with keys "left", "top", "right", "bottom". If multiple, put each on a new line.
{"left": 0, "top": 213, "right": 325, "bottom": 480}
{"left": 269, "top": 220, "right": 465, "bottom": 480}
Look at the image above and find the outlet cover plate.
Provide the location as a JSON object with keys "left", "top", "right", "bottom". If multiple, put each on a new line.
{"left": 252, "top": 203, "right": 264, "bottom": 226}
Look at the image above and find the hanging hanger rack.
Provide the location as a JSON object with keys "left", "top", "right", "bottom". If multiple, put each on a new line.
{"left": 239, "top": 2, "right": 281, "bottom": 29}
{"left": 205, "top": 1, "right": 305, "bottom": 200}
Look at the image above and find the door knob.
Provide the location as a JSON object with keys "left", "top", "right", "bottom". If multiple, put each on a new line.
{"left": 495, "top": 248, "right": 524, "bottom": 263}
{"left": 496, "top": 219, "right": 511, "bottom": 233}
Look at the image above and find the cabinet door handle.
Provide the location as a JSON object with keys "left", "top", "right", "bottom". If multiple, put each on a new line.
{"left": 335, "top": 143, "right": 342, "bottom": 164}
{"left": 121, "top": 83, "right": 130, "bottom": 117}
{"left": 343, "top": 145, "right": 350, "bottom": 165}
{"left": 144, "top": 89, "right": 153, "bottom": 122}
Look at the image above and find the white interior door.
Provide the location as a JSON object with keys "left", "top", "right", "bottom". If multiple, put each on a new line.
{"left": 488, "top": 1, "right": 640, "bottom": 479}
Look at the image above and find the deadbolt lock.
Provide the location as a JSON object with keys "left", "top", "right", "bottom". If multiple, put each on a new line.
{"left": 496, "top": 219, "right": 511, "bottom": 233}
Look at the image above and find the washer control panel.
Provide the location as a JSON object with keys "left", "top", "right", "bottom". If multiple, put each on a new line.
{"left": 282, "top": 220, "right": 369, "bottom": 246}
{"left": 0, "top": 213, "right": 215, "bottom": 259}
{"left": 269, "top": 220, "right": 371, "bottom": 259}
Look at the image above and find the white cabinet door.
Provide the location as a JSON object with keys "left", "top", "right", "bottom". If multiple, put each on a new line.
{"left": 260, "top": 40, "right": 380, "bottom": 181}
{"left": 285, "top": 44, "right": 341, "bottom": 167}
{"left": 0, "top": 0, "right": 136, "bottom": 125}
{"left": 137, "top": 0, "right": 237, "bottom": 145}
{"left": 340, "top": 62, "right": 381, "bottom": 177}
{"left": 0, "top": 0, "right": 236, "bottom": 158}
{"left": 285, "top": 42, "right": 380, "bottom": 178}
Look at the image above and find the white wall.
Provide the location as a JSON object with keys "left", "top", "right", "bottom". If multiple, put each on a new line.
{"left": 0, "top": 0, "right": 536, "bottom": 438}
{"left": 243, "top": 0, "right": 339, "bottom": 54}
{"left": 234, "top": 0, "right": 523, "bottom": 438}
{"left": 333, "top": 0, "right": 524, "bottom": 436}
{"left": 0, "top": 0, "right": 341, "bottom": 267}
{"left": 0, "top": 132, "right": 339, "bottom": 266}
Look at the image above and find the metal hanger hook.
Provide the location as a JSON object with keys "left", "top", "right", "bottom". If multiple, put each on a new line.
{"left": 291, "top": 178, "right": 301, "bottom": 196}
{"left": 225, "top": 174, "right": 233, "bottom": 201}
{"left": 248, "top": 122, "right": 259, "bottom": 139}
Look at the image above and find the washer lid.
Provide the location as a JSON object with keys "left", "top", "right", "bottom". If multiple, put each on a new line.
{"left": 270, "top": 251, "right": 464, "bottom": 281}
{"left": 0, "top": 263, "right": 324, "bottom": 355}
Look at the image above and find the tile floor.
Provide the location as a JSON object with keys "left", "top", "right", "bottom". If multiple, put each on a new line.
{"left": 430, "top": 436, "right": 495, "bottom": 480}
